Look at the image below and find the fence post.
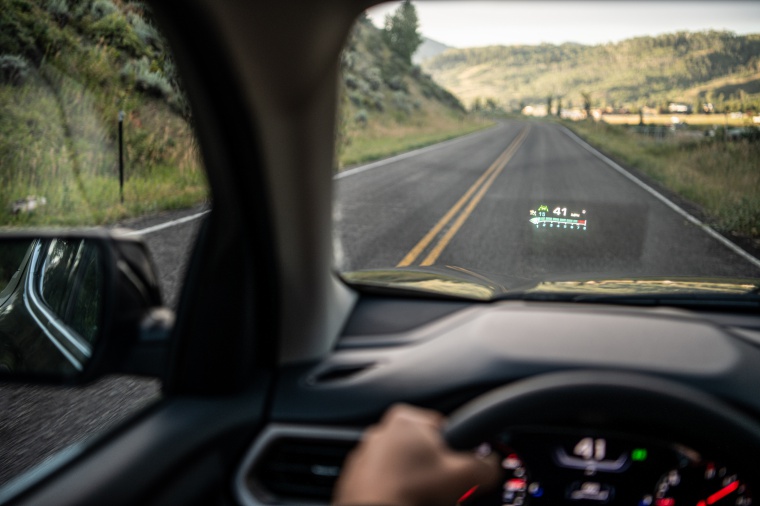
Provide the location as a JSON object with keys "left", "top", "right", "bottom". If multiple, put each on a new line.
{"left": 118, "top": 110, "right": 125, "bottom": 204}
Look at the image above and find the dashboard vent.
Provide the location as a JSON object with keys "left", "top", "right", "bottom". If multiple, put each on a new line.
{"left": 252, "top": 436, "right": 357, "bottom": 503}
{"left": 310, "top": 362, "right": 376, "bottom": 384}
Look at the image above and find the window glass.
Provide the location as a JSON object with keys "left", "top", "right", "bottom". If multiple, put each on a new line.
{"left": 334, "top": 2, "right": 760, "bottom": 299}
{"left": 0, "top": 0, "right": 207, "bottom": 485}
{"left": 0, "top": 2, "right": 207, "bottom": 229}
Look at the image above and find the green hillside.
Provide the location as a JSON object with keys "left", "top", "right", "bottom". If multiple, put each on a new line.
{"left": 423, "top": 31, "right": 760, "bottom": 112}
{"left": 337, "top": 15, "right": 488, "bottom": 168}
{"left": 0, "top": 0, "right": 206, "bottom": 227}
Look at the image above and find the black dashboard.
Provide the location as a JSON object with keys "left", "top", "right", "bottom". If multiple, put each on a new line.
{"left": 237, "top": 298, "right": 760, "bottom": 506}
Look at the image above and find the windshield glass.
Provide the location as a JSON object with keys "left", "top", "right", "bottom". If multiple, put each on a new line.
{"left": 333, "top": 1, "right": 760, "bottom": 299}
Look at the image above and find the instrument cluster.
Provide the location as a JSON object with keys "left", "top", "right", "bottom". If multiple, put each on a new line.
{"left": 460, "top": 429, "right": 752, "bottom": 506}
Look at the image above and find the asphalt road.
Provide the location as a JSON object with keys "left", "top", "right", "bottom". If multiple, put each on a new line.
{"left": 0, "top": 206, "right": 206, "bottom": 486}
{"left": 3, "top": 120, "right": 760, "bottom": 487}
{"left": 335, "top": 120, "right": 760, "bottom": 283}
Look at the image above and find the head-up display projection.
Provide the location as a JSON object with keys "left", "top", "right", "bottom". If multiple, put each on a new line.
{"left": 529, "top": 205, "right": 588, "bottom": 230}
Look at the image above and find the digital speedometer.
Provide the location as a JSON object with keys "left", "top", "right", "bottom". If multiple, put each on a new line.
{"left": 529, "top": 204, "right": 588, "bottom": 230}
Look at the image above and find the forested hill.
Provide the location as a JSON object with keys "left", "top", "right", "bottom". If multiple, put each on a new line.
{"left": 0, "top": 0, "right": 188, "bottom": 116}
{"left": 336, "top": 14, "right": 473, "bottom": 166}
{"left": 340, "top": 15, "right": 465, "bottom": 120}
{"left": 0, "top": 0, "right": 206, "bottom": 226}
{"left": 423, "top": 31, "right": 760, "bottom": 111}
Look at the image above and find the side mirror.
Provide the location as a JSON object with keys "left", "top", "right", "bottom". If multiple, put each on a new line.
{"left": 0, "top": 230, "right": 172, "bottom": 383}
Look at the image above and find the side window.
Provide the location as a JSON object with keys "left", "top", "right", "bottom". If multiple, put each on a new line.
{"left": 0, "top": 1, "right": 208, "bottom": 486}
{"left": 0, "top": 4, "right": 207, "bottom": 230}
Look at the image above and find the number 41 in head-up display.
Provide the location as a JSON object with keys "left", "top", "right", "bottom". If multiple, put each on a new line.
{"left": 529, "top": 204, "right": 588, "bottom": 230}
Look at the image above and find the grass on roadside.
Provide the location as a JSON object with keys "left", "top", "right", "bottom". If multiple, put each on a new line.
{"left": 0, "top": 0, "right": 208, "bottom": 229}
{"left": 562, "top": 119, "right": 760, "bottom": 242}
{"left": 602, "top": 114, "right": 755, "bottom": 127}
{"left": 0, "top": 71, "right": 207, "bottom": 228}
{"left": 339, "top": 114, "right": 493, "bottom": 168}
{"left": 0, "top": 167, "right": 207, "bottom": 228}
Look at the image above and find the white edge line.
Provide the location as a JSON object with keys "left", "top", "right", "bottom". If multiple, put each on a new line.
{"left": 129, "top": 126, "right": 494, "bottom": 232}
{"left": 123, "top": 126, "right": 493, "bottom": 234}
{"left": 334, "top": 123, "right": 499, "bottom": 180}
{"left": 122, "top": 210, "right": 210, "bottom": 237}
{"left": 559, "top": 125, "right": 760, "bottom": 271}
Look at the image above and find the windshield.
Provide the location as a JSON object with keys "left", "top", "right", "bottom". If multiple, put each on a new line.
{"left": 333, "top": 1, "right": 760, "bottom": 299}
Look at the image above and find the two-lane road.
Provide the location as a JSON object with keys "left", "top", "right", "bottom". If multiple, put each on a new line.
{"left": 335, "top": 120, "right": 760, "bottom": 283}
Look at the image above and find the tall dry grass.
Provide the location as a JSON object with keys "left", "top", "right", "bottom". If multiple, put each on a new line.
{"left": 565, "top": 120, "right": 760, "bottom": 240}
{"left": 0, "top": 63, "right": 206, "bottom": 227}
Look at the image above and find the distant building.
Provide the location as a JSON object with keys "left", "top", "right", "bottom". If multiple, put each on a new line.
{"left": 560, "top": 109, "right": 586, "bottom": 120}
{"left": 522, "top": 105, "right": 549, "bottom": 117}
{"left": 668, "top": 103, "right": 692, "bottom": 114}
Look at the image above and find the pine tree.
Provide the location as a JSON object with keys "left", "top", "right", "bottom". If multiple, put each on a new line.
{"left": 383, "top": 0, "right": 423, "bottom": 66}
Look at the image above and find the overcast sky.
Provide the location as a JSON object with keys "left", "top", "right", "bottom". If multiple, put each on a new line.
{"left": 366, "top": 2, "right": 760, "bottom": 47}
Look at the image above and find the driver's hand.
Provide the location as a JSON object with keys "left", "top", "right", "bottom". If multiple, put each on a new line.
{"left": 332, "top": 404, "right": 501, "bottom": 506}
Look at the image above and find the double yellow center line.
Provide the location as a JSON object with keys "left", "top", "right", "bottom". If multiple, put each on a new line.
{"left": 396, "top": 126, "right": 530, "bottom": 267}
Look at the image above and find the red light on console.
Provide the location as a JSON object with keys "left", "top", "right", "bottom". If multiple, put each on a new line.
{"left": 458, "top": 485, "right": 479, "bottom": 504}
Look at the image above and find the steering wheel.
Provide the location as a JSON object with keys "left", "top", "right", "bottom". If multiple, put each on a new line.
{"left": 443, "top": 370, "right": 760, "bottom": 470}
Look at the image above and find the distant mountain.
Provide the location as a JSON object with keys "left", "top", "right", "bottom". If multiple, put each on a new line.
{"left": 422, "top": 31, "right": 760, "bottom": 111}
{"left": 413, "top": 37, "right": 451, "bottom": 64}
